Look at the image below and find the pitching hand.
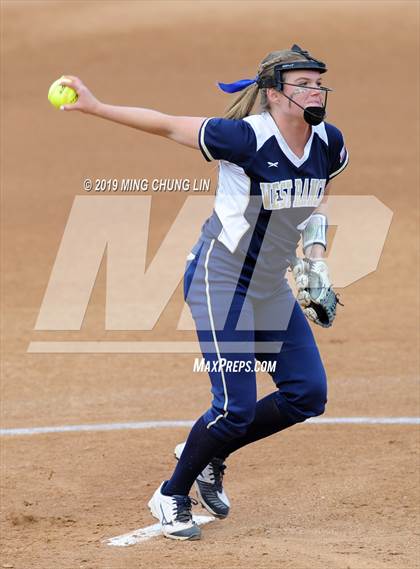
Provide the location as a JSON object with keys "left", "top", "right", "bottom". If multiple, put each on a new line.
{"left": 59, "top": 76, "right": 100, "bottom": 114}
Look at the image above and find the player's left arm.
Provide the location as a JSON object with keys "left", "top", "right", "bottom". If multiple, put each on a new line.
{"left": 302, "top": 182, "right": 332, "bottom": 261}
{"left": 304, "top": 123, "right": 348, "bottom": 260}
{"left": 292, "top": 182, "right": 341, "bottom": 328}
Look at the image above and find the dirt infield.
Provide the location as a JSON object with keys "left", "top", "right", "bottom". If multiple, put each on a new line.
{"left": 1, "top": 1, "right": 419, "bottom": 568}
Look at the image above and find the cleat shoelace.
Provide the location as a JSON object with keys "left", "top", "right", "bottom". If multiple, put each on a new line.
{"left": 172, "top": 495, "right": 198, "bottom": 523}
{"left": 208, "top": 459, "right": 226, "bottom": 492}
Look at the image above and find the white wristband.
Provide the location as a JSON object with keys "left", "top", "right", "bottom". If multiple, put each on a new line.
{"left": 302, "top": 213, "right": 328, "bottom": 252}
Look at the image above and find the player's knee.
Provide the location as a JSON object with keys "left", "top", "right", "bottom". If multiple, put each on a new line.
{"left": 225, "top": 404, "right": 256, "bottom": 437}
{"left": 300, "top": 369, "right": 328, "bottom": 416}
{"left": 208, "top": 401, "right": 256, "bottom": 440}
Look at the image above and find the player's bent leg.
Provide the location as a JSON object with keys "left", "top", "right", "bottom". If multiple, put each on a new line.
{"left": 209, "top": 351, "right": 327, "bottom": 463}
{"left": 211, "top": 300, "right": 328, "bottom": 461}
{"left": 256, "top": 300, "right": 328, "bottom": 422}
{"left": 272, "top": 345, "right": 327, "bottom": 421}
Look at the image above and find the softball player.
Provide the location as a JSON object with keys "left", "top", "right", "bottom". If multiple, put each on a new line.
{"left": 61, "top": 44, "right": 348, "bottom": 541}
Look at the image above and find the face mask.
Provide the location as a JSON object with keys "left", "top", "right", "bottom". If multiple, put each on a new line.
{"left": 280, "top": 82, "right": 332, "bottom": 126}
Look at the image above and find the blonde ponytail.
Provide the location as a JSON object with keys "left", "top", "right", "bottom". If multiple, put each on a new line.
{"left": 223, "top": 82, "right": 259, "bottom": 120}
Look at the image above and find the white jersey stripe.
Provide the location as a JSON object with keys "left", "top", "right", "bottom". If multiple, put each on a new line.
{"left": 199, "top": 118, "right": 214, "bottom": 161}
{"left": 329, "top": 150, "right": 349, "bottom": 179}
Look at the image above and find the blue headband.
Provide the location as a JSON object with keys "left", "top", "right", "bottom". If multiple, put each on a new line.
{"left": 217, "top": 75, "right": 259, "bottom": 93}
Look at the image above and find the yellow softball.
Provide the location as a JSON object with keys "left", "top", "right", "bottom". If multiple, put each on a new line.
{"left": 48, "top": 76, "right": 78, "bottom": 109}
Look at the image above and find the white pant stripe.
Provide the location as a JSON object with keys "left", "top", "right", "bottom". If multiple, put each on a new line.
{"left": 204, "top": 239, "right": 229, "bottom": 429}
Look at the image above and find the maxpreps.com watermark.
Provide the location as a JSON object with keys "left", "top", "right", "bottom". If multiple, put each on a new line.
{"left": 193, "top": 358, "right": 277, "bottom": 373}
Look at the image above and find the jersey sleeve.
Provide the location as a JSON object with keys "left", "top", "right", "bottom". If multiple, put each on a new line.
{"left": 325, "top": 123, "right": 349, "bottom": 180}
{"left": 198, "top": 117, "right": 256, "bottom": 167}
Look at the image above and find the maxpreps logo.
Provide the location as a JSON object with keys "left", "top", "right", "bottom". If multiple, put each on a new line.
{"left": 30, "top": 195, "right": 214, "bottom": 354}
{"left": 29, "top": 195, "right": 393, "bottom": 354}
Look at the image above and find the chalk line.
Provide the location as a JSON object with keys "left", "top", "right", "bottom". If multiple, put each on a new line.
{"left": 105, "top": 514, "right": 215, "bottom": 546}
{"left": 0, "top": 421, "right": 194, "bottom": 436}
{"left": 1, "top": 417, "right": 419, "bottom": 437}
{"left": 27, "top": 341, "right": 202, "bottom": 353}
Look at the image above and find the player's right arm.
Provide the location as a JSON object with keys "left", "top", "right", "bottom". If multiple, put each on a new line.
{"left": 59, "top": 76, "right": 204, "bottom": 149}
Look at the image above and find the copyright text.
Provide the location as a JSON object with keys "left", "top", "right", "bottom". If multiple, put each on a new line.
{"left": 83, "top": 178, "right": 211, "bottom": 192}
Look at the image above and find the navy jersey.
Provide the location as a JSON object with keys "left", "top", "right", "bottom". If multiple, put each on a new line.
{"left": 198, "top": 111, "right": 349, "bottom": 273}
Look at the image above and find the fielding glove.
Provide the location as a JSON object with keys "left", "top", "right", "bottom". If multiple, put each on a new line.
{"left": 291, "top": 257, "right": 342, "bottom": 328}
